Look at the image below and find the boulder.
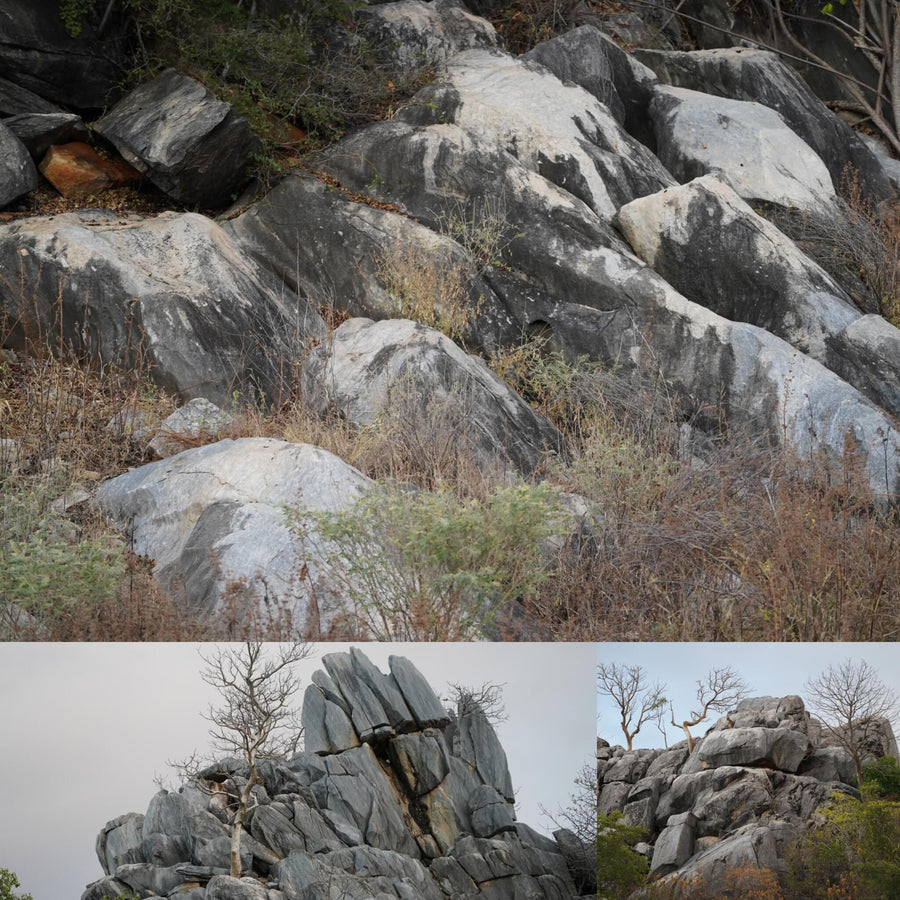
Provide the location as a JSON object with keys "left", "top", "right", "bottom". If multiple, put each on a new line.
{"left": 301, "top": 683, "right": 361, "bottom": 756}
{"left": 524, "top": 25, "right": 659, "bottom": 149}
{"left": 389, "top": 655, "right": 450, "bottom": 729}
{"left": 649, "top": 85, "right": 838, "bottom": 215}
{"left": 0, "top": 122, "right": 38, "bottom": 207}
{"left": 301, "top": 317, "right": 564, "bottom": 478}
{"left": 632, "top": 46, "right": 893, "bottom": 201}
{"left": 94, "top": 69, "right": 262, "bottom": 208}
{"left": 0, "top": 0, "right": 129, "bottom": 109}
{"left": 455, "top": 703, "right": 515, "bottom": 802}
{"left": 469, "top": 784, "right": 516, "bottom": 837}
{"left": 205, "top": 875, "right": 269, "bottom": 900}
{"left": 80, "top": 876, "right": 134, "bottom": 900}
{"left": 316, "top": 119, "right": 900, "bottom": 499}
{"left": 93, "top": 438, "right": 371, "bottom": 631}
{"left": 114, "top": 862, "right": 185, "bottom": 897}
{"left": 2, "top": 113, "right": 89, "bottom": 159}
{"left": 38, "top": 141, "right": 141, "bottom": 199}
{"left": 399, "top": 48, "right": 675, "bottom": 218}
{"left": 97, "top": 813, "right": 145, "bottom": 875}
{"left": 651, "top": 811, "right": 697, "bottom": 878}
{"left": 147, "top": 398, "right": 235, "bottom": 459}
{"left": 358, "top": 0, "right": 497, "bottom": 71}
{"left": 0, "top": 76, "right": 62, "bottom": 116}
{"left": 390, "top": 730, "right": 452, "bottom": 797}
{"left": 0, "top": 210, "right": 325, "bottom": 406}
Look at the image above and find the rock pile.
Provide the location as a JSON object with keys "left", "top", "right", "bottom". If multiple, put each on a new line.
{"left": 82, "top": 648, "right": 592, "bottom": 900}
{"left": 598, "top": 695, "right": 899, "bottom": 891}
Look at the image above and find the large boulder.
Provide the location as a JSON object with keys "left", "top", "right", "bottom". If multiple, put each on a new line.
{"left": 617, "top": 175, "right": 900, "bottom": 419}
{"left": 0, "top": 122, "right": 38, "bottom": 207}
{"left": 94, "top": 69, "right": 262, "bottom": 208}
{"left": 358, "top": 0, "right": 498, "bottom": 71}
{"left": 400, "top": 48, "right": 675, "bottom": 218}
{"left": 0, "top": 210, "right": 325, "bottom": 406}
{"left": 93, "top": 438, "right": 372, "bottom": 631}
{"left": 0, "top": 0, "right": 129, "bottom": 109}
{"left": 633, "top": 46, "right": 893, "bottom": 202}
{"left": 301, "top": 317, "right": 565, "bottom": 478}
{"left": 2, "top": 112, "right": 89, "bottom": 159}
{"left": 649, "top": 85, "right": 838, "bottom": 215}
{"left": 685, "top": 727, "right": 810, "bottom": 774}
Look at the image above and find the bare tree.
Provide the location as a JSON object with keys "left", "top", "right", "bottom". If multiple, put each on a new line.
{"left": 805, "top": 658, "right": 900, "bottom": 787}
{"left": 671, "top": 666, "right": 750, "bottom": 752}
{"left": 200, "top": 642, "right": 313, "bottom": 877}
{"left": 597, "top": 663, "right": 667, "bottom": 751}
{"left": 444, "top": 681, "right": 508, "bottom": 725}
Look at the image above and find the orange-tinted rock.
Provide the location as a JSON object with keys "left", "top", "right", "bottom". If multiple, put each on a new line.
{"left": 38, "top": 142, "right": 141, "bottom": 199}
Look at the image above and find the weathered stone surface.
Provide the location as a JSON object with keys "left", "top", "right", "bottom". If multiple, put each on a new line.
{"left": 0, "top": 76, "right": 62, "bottom": 116}
{"left": 633, "top": 46, "right": 893, "bottom": 202}
{"left": 249, "top": 806, "right": 307, "bottom": 860}
{"left": 455, "top": 703, "right": 515, "bottom": 802}
{"left": 81, "top": 875, "right": 134, "bottom": 900}
{"left": 302, "top": 317, "right": 564, "bottom": 477}
{"left": 797, "top": 747, "right": 856, "bottom": 785}
{"left": 2, "top": 113, "right": 89, "bottom": 159}
{"left": 147, "top": 398, "right": 234, "bottom": 459}
{"left": 651, "top": 812, "right": 697, "bottom": 877}
{"left": 683, "top": 727, "right": 810, "bottom": 774}
{"left": 94, "top": 69, "right": 261, "bottom": 208}
{"left": 301, "top": 683, "right": 360, "bottom": 755}
{"left": 400, "top": 48, "right": 675, "bottom": 218}
{"left": 390, "top": 730, "right": 451, "bottom": 796}
{"left": 389, "top": 655, "right": 450, "bottom": 729}
{"left": 94, "top": 439, "right": 371, "bottom": 630}
{"left": 97, "top": 813, "right": 145, "bottom": 875}
{"left": 205, "top": 875, "right": 269, "bottom": 900}
{"left": 359, "top": 0, "right": 497, "bottom": 71}
{"left": 469, "top": 784, "right": 516, "bottom": 837}
{"left": 524, "top": 25, "right": 659, "bottom": 148}
{"left": 0, "top": 0, "right": 129, "bottom": 109}
{"left": 320, "top": 651, "right": 399, "bottom": 742}
{"left": 0, "top": 210, "right": 324, "bottom": 406}
{"left": 649, "top": 85, "right": 837, "bottom": 215}
{"left": 114, "top": 862, "right": 185, "bottom": 897}
{"left": 38, "top": 141, "right": 140, "bottom": 199}
{"left": 0, "top": 122, "right": 38, "bottom": 207}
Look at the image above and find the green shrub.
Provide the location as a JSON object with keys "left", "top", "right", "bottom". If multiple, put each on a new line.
{"left": 296, "top": 482, "right": 564, "bottom": 640}
{"left": 862, "top": 757, "right": 900, "bottom": 801}
{"left": 0, "top": 869, "right": 33, "bottom": 900}
{"left": 596, "top": 811, "right": 649, "bottom": 900}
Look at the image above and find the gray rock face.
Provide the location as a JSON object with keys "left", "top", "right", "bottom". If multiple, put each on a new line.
{"left": 94, "top": 438, "right": 371, "bottom": 631}
{"left": 94, "top": 69, "right": 261, "bottom": 208}
{"left": 633, "top": 46, "right": 892, "bottom": 202}
{"left": 2, "top": 112, "right": 89, "bottom": 159}
{"left": 0, "top": 210, "right": 324, "bottom": 406}
{"left": 147, "top": 399, "right": 235, "bottom": 459}
{"left": 84, "top": 651, "right": 582, "bottom": 900}
{"left": 400, "top": 48, "right": 675, "bottom": 218}
{"left": 358, "top": 0, "right": 498, "bottom": 71}
{"left": 649, "top": 85, "right": 837, "bottom": 215}
{"left": 599, "top": 694, "right": 886, "bottom": 892}
{"left": 302, "top": 317, "right": 565, "bottom": 477}
{"left": 0, "top": 122, "right": 38, "bottom": 207}
{"left": 97, "top": 813, "right": 145, "bottom": 875}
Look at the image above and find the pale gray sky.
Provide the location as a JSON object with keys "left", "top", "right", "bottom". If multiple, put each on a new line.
{"left": 597, "top": 643, "right": 900, "bottom": 750}
{"left": 0, "top": 642, "right": 595, "bottom": 900}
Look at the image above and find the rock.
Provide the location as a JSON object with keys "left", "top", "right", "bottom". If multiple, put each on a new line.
{"left": 94, "top": 69, "right": 262, "bottom": 208}
{"left": 0, "top": 210, "right": 325, "bottom": 406}
{"left": 38, "top": 142, "right": 141, "bottom": 199}
{"left": 358, "top": 0, "right": 497, "bottom": 71}
{"left": 223, "top": 172, "right": 516, "bottom": 355}
{"left": 469, "top": 784, "right": 516, "bottom": 837}
{"left": 302, "top": 317, "right": 564, "bottom": 478}
{"left": 249, "top": 806, "right": 308, "bottom": 859}
{"left": 80, "top": 876, "right": 134, "bottom": 900}
{"left": 455, "top": 703, "right": 515, "bottom": 802}
{"left": 617, "top": 175, "right": 882, "bottom": 389}
{"left": 797, "top": 748, "right": 856, "bottom": 784}
{"left": 399, "top": 48, "right": 675, "bottom": 218}
{"left": 0, "top": 122, "right": 39, "bottom": 207}
{"left": 651, "top": 811, "right": 697, "bottom": 878}
{"left": 114, "top": 862, "right": 185, "bottom": 897}
{"left": 94, "top": 438, "right": 371, "bottom": 631}
{"left": 390, "top": 730, "right": 452, "bottom": 796}
{"left": 632, "top": 46, "right": 893, "bottom": 202}
{"left": 97, "top": 813, "right": 145, "bottom": 875}
{"left": 301, "top": 683, "right": 361, "bottom": 755}
{"left": 389, "top": 656, "right": 450, "bottom": 729}
{"left": 205, "top": 875, "right": 269, "bottom": 900}
{"left": 523, "top": 25, "right": 659, "bottom": 148}
{"left": 0, "top": 0, "right": 129, "bottom": 109}
{"left": 649, "top": 85, "right": 838, "bottom": 215}
{"left": 2, "top": 113, "right": 89, "bottom": 159}
{"left": 147, "top": 398, "right": 235, "bottom": 458}
{"left": 0, "top": 76, "right": 62, "bottom": 116}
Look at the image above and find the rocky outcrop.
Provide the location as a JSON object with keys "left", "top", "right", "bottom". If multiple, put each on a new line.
{"left": 83, "top": 649, "right": 589, "bottom": 900}
{"left": 94, "top": 69, "right": 262, "bottom": 209}
{"left": 0, "top": 122, "right": 39, "bottom": 207}
{"left": 599, "top": 695, "right": 898, "bottom": 892}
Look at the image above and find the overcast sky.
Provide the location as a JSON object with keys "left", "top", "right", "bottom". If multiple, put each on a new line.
{"left": 597, "top": 643, "right": 900, "bottom": 750}
{"left": 0, "top": 642, "right": 595, "bottom": 900}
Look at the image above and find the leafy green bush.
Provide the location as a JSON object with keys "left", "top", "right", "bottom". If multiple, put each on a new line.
{"left": 297, "top": 482, "right": 564, "bottom": 640}
{"left": 0, "top": 869, "right": 33, "bottom": 900}
{"left": 862, "top": 757, "right": 900, "bottom": 801}
{"left": 596, "top": 811, "right": 649, "bottom": 900}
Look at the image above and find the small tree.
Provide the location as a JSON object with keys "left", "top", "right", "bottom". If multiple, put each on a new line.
{"left": 805, "top": 659, "right": 900, "bottom": 788}
{"left": 0, "top": 870, "right": 32, "bottom": 900}
{"left": 671, "top": 666, "right": 750, "bottom": 753}
{"left": 199, "top": 642, "right": 313, "bottom": 877}
{"left": 444, "top": 681, "right": 508, "bottom": 725}
{"left": 597, "top": 663, "right": 667, "bottom": 751}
